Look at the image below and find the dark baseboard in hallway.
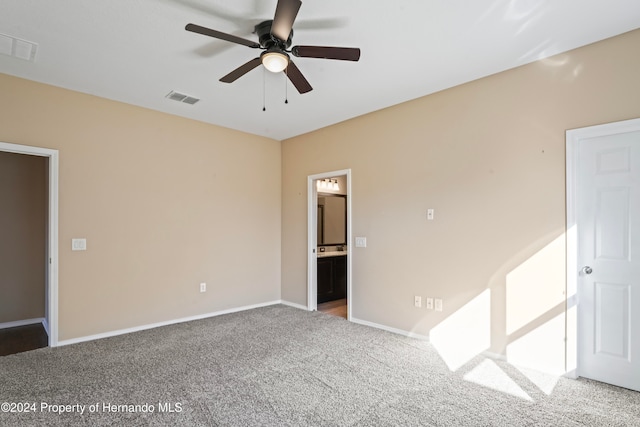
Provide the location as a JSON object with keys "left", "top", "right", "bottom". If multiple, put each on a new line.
{"left": 0, "top": 323, "right": 48, "bottom": 356}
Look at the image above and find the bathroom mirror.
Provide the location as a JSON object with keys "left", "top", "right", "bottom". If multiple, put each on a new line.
{"left": 317, "top": 194, "right": 346, "bottom": 246}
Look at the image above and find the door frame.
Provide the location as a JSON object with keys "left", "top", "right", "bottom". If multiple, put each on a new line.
{"left": 565, "top": 117, "right": 640, "bottom": 378}
{"left": 0, "top": 141, "right": 59, "bottom": 347}
{"left": 307, "top": 169, "right": 352, "bottom": 318}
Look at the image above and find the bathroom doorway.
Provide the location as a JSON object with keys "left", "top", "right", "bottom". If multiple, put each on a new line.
{"left": 307, "top": 169, "right": 352, "bottom": 320}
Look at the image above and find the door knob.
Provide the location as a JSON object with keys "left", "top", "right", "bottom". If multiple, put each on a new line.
{"left": 581, "top": 266, "right": 593, "bottom": 275}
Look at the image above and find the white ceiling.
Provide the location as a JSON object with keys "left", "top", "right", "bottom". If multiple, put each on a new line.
{"left": 1, "top": 0, "right": 639, "bottom": 141}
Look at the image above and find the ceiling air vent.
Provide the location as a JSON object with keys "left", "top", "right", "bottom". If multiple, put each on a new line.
{"left": 165, "top": 90, "right": 200, "bottom": 105}
{"left": 0, "top": 33, "right": 38, "bottom": 61}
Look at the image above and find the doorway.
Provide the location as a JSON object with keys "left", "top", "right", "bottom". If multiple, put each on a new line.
{"left": 566, "top": 118, "right": 640, "bottom": 391}
{"left": 0, "top": 142, "right": 59, "bottom": 348}
{"left": 307, "top": 169, "right": 352, "bottom": 320}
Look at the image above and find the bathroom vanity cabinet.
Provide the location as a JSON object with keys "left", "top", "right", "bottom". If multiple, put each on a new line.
{"left": 317, "top": 254, "right": 347, "bottom": 304}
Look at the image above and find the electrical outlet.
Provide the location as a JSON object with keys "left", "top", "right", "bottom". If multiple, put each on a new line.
{"left": 200, "top": 282, "right": 206, "bottom": 293}
{"left": 435, "top": 298, "right": 443, "bottom": 312}
{"left": 71, "top": 238, "right": 87, "bottom": 251}
{"left": 414, "top": 296, "right": 422, "bottom": 308}
{"left": 426, "top": 298, "right": 434, "bottom": 310}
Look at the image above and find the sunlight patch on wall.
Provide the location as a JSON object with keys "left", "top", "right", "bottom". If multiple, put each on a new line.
{"left": 506, "top": 234, "right": 565, "bottom": 336}
{"left": 463, "top": 359, "right": 532, "bottom": 401}
{"left": 430, "top": 289, "right": 491, "bottom": 371}
{"left": 507, "top": 312, "right": 566, "bottom": 375}
{"left": 566, "top": 224, "right": 579, "bottom": 375}
{"left": 540, "top": 54, "right": 570, "bottom": 68}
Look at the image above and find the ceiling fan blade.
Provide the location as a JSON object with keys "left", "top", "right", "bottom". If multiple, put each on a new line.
{"left": 271, "top": 0, "right": 301, "bottom": 41}
{"left": 293, "top": 17, "right": 349, "bottom": 30}
{"left": 286, "top": 60, "right": 312, "bottom": 94}
{"left": 220, "top": 58, "right": 262, "bottom": 83}
{"left": 186, "top": 23, "right": 260, "bottom": 49}
{"left": 292, "top": 46, "right": 360, "bottom": 61}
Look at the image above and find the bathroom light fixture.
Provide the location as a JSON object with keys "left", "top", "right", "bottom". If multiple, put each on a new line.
{"left": 261, "top": 50, "right": 289, "bottom": 73}
{"left": 317, "top": 178, "right": 340, "bottom": 191}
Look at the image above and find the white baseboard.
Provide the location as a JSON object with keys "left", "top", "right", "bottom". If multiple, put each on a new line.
{"left": 282, "top": 302, "right": 430, "bottom": 342}
{"left": 350, "top": 316, "right": 430, "bottom": 341}
{"left": 0, "top": 317, "right": 45, "bottom": 330}
{"left": 280, "top": 300, "right": 309, "bottom": 311}
{"left": 482, "top": 351, "right": 507, "bottom": 362}
{"left": 55, "top": 301, "right": 432, "bottom": 348}
{"left": 57, "top": 300, "right": 282, "bottom": 347}
{"left": 42, "top": 317, "right": 50, "bottom": 336}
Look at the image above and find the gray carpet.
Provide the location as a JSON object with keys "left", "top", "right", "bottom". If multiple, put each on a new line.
{"left": 1, "top": 305, "right": 639, "bottom": 426}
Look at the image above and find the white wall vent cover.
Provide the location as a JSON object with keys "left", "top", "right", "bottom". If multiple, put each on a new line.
{"left": 0, "top": 33, "right": 38, "bottom": 61}
{"left": 165, "top": 91, "right": 200, "bottom": 105}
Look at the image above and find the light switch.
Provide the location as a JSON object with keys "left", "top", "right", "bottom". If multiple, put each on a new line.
{"left": 427, "top": 209, "right": 434, "bottom": 220}
{"left": 72, "top": 238, "right": 87, "bottom": 251}
{"left": 355, "top": 237, "right": 367, "bottom": 247}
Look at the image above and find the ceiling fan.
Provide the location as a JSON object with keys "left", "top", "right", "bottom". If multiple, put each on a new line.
{"left": 185, "top": 0, "right": 361, "bottom": 94}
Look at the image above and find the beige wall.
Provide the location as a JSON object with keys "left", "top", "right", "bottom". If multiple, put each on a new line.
{"left": 1, "top": 27, "right": 638, "bottom": 367}
{"left": 0, "top": 151, "right": 46, "bottom": 323}
{"left": 281, "top": 29, "right": 640, "bottom": 370}
{"left": 0, "top": 74, "right": 281, "bottom": 341}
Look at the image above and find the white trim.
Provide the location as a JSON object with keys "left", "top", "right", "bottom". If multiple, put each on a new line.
{"left": 307, "top": 169, "right": 352, "bottom": 318}
{"left": 42, "top": 317, "right": 50, "bottom": 335}
{"left": 482, "top": 351, "right": 508, "bottom": 362}
{"left": 0, "top": 317, "right": 45, "bottom": 330}
{"left": 566, "top": 129, "right": 579, "bottom": 376}
{"left": 280, "top": 300, "right": 308, "bottom": 311}
{"left": 565, "top": 117, "right": 640, "bottom": 378}
{"left": 346, "top": 173, "right": 353, "bottom": 320}
{"left": 0, "top": 142, "right": 59, "bottom": 347}
{"left": 57, "top": 300, "right": 282, "bottom": 347}
{"left": 350, "top": 316, "right": 430, "bottom": 341}
{"left": 307, "top": 175, "right": 319, "bottom": 312}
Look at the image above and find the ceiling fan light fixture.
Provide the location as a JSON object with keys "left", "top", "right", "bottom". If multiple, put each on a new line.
{"left": 262, "top": 51, "right": 289, "bottom": 73}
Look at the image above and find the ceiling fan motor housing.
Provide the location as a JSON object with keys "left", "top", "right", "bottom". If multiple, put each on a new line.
{"left": 255, "top": 20, "right": 293, "bottom": 50}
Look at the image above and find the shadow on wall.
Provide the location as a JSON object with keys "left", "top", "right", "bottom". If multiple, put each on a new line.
{"left": 426, "top": 231, "right": 567, "bottom": 399}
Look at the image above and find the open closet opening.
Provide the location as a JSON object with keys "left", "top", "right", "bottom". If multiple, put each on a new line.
{"left": 0, "top": 150, "right": 48, "bottom": 355}
{"left": 0, "top": 142, "right": 59, "bottom": 353}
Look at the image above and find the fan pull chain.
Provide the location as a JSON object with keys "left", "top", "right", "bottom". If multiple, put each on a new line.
{"left": 262, "top": 67, "right": 266, "bottom": 111}
{"left": 284, "top": 66, "right": 289, "bottom": 104}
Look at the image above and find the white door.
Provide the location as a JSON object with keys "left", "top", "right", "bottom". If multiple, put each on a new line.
{"left": 576, "top": 122, "right": 640, "bottom": 391}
